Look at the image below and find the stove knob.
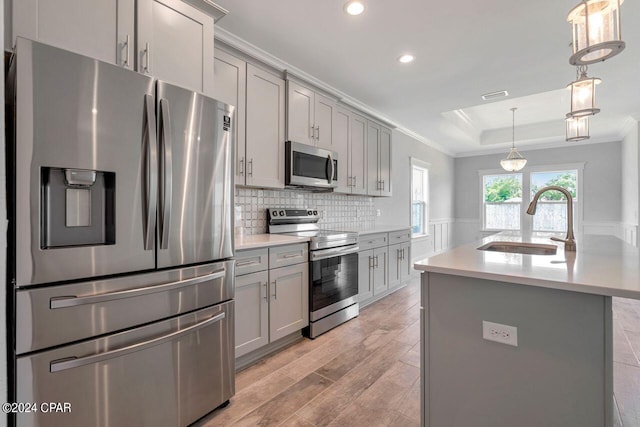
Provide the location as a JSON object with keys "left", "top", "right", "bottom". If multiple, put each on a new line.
{"left": 313, "top": 210, "right": 318, "bottom": 215}
{"left": 307, "top": 210, "right": 312, "bottom": 215}
{"left": 272, "top": 211, "right": 278, "bottom": 217}
{"left": 279, "top": 210, "right": 285, "bottom": 216}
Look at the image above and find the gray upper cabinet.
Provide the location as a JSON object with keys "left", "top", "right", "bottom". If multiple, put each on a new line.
{"left": 137, "top": 0, "right": 215, "bottom": 95}
{"left": 334, "top": 106, "right": 368, "bottom": 195}
{"left": 246, "top": 64, "right": 286, "bottom": 189}
{"left": 13, "top": 0, "right": 223, "bottom": 95}
{"left": 286, "top": 80, "right": 337, "bottom": 149}
{"left": 367, "top": 121, "right": 393, "bottom": 197}
{"left": 12, "top": 0, "right": 135, "bottom": 69}
{"left": 213, "top": 49, "right": 246, "bottom": 184}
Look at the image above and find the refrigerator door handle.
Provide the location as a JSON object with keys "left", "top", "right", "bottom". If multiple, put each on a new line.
{"left": 142, "top": 94, "right": 158, "bottom": 251}
{"left": 49, "top": 311, "right": 226, "bottom": 373}
{"left": 49, "top": 268, "right": 226, "bottom": 309}
{"left": 159, "top": 98, "right": 173, "bottom": 250}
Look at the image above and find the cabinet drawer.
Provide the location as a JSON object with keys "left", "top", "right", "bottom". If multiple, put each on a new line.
{"left": 389, "top": 229, "right": 411, "bottom": 244}
{"left": 235, "top": 248, "right": 269, "bottom": 275}
{"left": 359, "top": 233, "right": 388, "bottom": 251}
{"left": 269, "top": 243, "right": 308, "bottom": 269}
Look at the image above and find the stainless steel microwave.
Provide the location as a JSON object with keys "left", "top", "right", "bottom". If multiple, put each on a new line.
{"left": 286, "top": 141, "right": 338, "bottom": 189}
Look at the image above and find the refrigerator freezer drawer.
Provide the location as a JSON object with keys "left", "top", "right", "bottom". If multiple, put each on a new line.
{"left": 16, "top": 260, "right": 234, "bottom": 354}
{"left": 17, "top": 301, "right": 235, "bottom": 427}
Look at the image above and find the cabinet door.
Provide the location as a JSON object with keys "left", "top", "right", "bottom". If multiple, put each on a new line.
{"left": 333, "top": 107, "right": 351, "bottom": 194}
{"left": 400, "top": 242, "right": 411, "bottom": 281}
{"left": 287, "top": 81, "right": 315, "bottom": 145}
{"left": 246, "top": 64, "right": 285, "bottom": 188}
{"left": 358, "top": 250, "right": 373, "bottom": 303}
{"left": 235, "top": 271, "right": 269, "bottom": 358}
{"left": 372, "top": 247, "right": 388, "bottom": 295}
{"left": 350, "top": 112, "right": 368, "bottom": 195}
{"left": 213, "top": 49, "right": 246, "bottom": 184}
{"left": 137, "top": 0, "right": 214, "bottom": 95}
{"left": 388, "top": 243, "right": 402, "bottom": 289}
{"left": 269, "top": 263, "right": 309, "bottom": 341}
{"left": 367, "top": 121, "right": 381, "bottom": 196}
{"left": 13, "top": 0, "right": 135, "bottom": 69}
{"left": 379, "top": 126, "right": 393, "bottom": 197}
{"left": 315, "top": 94, "right": 336, "bottom": 151}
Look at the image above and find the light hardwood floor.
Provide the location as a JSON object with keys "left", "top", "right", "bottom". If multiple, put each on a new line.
{"left": 195, "top": 277, "right": 640, "bottom": 427}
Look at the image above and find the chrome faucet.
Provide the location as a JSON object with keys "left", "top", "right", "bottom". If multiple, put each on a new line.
{"left": 526, "top": 186, "right": 576, "bottom": 251}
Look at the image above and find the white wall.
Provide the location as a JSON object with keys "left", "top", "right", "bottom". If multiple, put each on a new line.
{"left": 375, "top": 130, "right": 455, "bottom": 262}
{"left": 621, "top": 122, "right": 639, "bottom": 246}
{"left": 454, "top": 141, "right": 623, "bottom": 245}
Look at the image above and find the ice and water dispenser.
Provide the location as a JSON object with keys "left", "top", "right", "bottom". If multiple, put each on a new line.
{"left": 41, "top": 167, "right": 115, "bottom": 248}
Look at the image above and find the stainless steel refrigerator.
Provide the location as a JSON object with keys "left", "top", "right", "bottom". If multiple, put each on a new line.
{"left": 6, "top": 38, "right": 235, "bottom": 427}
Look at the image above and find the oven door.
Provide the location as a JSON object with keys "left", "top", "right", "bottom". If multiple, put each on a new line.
{"left": 286, "top": 141, "right": 338, "bottom": 188}
{"left": 309, "top": 250, "right": 358, "bottom": 321}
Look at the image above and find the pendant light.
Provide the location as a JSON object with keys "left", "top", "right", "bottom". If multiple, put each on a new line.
{"left": 500, "top": 108, "right": 527, "bottom": 172}
{"left": 567, "top": 0, "right": 625, "bottom": 65}
{"left": 566, "top": 116, "right": 590, "bottom": 141}
{"left": 566, "top": 65, "right": 601, "bottom": 118}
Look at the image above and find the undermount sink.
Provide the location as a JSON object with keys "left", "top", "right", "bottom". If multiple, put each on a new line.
{"left": 477, "top": 241, "right": 558, "bottom": 256}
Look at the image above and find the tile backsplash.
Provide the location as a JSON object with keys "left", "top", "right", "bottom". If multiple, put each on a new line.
{"left": 235, "top": 187, "right": 377, "bottom": 235}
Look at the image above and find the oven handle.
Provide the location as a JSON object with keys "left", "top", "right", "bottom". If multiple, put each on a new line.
{"left": 310, "top": 245, "right": 359, "bottom": 261}
{"left": 49, "top": 311, "right": 226, "bottom": 373}
{"left": 50, "top": 269, "right": 226, "bottom": 309}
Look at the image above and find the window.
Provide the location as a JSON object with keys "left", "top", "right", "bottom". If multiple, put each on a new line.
{"left": 411, "top": 159, "right": 429, "bottom": 236}
{"left": 483, "top": 173, "right": 522, "bottom": 230}
{"left": 530, "top": 170, "right": 578, "bottom": 232}
{"left": 480, "top": 164, "right": 583, "bottom": 233}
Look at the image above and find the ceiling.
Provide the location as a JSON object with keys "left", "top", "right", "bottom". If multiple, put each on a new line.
{"left": 212, "top": 0, "right": 640, "bottom": 156}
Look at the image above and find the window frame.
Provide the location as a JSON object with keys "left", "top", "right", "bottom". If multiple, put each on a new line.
{"left": 478, "top": 162, "right": 585, "bottom": 233}
{"left": 411, "top": 158, "right": 430, "bottom": 238}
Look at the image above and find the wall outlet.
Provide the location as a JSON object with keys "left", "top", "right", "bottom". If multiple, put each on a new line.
{"left": 482, "top": 321, "right": 518, "bottom": 347}
{"left": 376, "top": 209, "right": 381, "bottom": 217}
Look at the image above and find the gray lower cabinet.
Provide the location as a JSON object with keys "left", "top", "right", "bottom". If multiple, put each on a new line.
{"left": 234, "top": 244, "right": 308, "bottom": 358}
{"left": 358, "top": 228, "right": 411, "bottom": 307}
{"left": 234, "top": 271, "right": 269, "bottom": 357}
{"left": 389, "top": 242, "right": 411, "bottom": 290}
{"left": 358, "top": 246, "right": 388, "bottom": 304}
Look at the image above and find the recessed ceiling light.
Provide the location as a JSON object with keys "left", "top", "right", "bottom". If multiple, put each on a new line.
{"left": 344, "top": 1, "right": 365, "bottom": 15}
{"left": 398, "top": 54, "right": 415, "bottom": 64}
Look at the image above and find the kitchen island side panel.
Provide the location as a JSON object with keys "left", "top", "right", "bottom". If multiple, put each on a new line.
{"left": 422, "top": 272, "right": 612, "bottom": 427}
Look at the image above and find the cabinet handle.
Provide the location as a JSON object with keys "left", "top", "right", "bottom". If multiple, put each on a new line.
{"left": 316, "top": 125, "right": 320, "bottom": 141}
{"left": 374, "top": 255, "right": 379, "bottom": 268}
{"left": 263, "top": 282, "right": 268, "bottom": 300}
{"left": 239, "top": 157, "right": 244, "bottom": 175}
{"left": 143, "top": 42, "right": 151, "bottom": 73}
{"left": 353, "top": 176, "right": 357, "bottom": 187}
{"left": 236, "top": 259, "right": 257, "bottom": 267}
{"left": 248, "top": 159, "right": 253, "bottom": 176}
{"left": 282, "top": 253, "right": 300, "bottom": 259}
{"left": 121, "top": 34, "right": 130, "bottom": 68}
{"left": 272, "top": 282, "right": 277, "bottom": 300}
{"left": 310, "top": 125, "right": 315, "bottom": 139}
{"left": 348, "top": 176, "right": 353, "bottom": 187}
{"left": 382, "top": 180, "right": 385, "bottom": 191}
{"left": 368, "top": 255, "right": 373, "bottom": 269}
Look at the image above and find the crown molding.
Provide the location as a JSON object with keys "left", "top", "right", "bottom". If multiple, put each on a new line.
{"left": 215, "top": 27, "right": 454, "bottom": 157}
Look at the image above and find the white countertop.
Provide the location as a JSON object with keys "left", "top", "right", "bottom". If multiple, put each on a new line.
{"left": 414, "top": 232, "right": 640, "bottom": 300}
{"left": 355, "top": 225, "right": 411, "bottom": 235}
{"left": 235, "top": 234, "right": 310, "bottom": 251}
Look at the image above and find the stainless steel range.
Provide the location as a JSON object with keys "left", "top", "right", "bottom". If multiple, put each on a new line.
{"left": 268, "top": 208, "right": 359, "bottom": 338}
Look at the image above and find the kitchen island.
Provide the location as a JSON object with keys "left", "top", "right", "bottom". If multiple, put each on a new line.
{"left": 414, "top": 232, "right": 640, "bottom": 427}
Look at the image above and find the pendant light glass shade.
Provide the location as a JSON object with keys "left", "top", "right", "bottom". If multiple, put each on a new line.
{"left": 500, "top": 108, "right": 527, "bottom": 172}
{"left": 567, "top": 0, "right": 625, "bottom": 65}
{"left": 566, "top": 116, "right": 590, "bottom": 141}
{"left": 566, "top": 66, "right": 601, "bottom": 118}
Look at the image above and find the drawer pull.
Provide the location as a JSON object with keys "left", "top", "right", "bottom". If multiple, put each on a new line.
{"left": 50, "top": 311, "right": 225, "bottom": 372}
{"left": 50, "top": 269, "right": 225, "bottom": 309}
{"left": 282, "top": 253, "right": 300, "bottom": 259}
{"left": 236, "top": 259, "right": 259, "bottom": 267}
